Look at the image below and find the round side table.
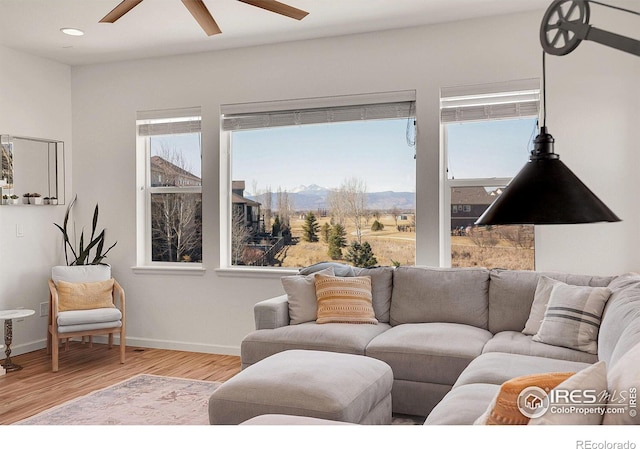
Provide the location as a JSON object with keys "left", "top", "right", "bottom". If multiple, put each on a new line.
{"left": 0, "top": 309, "right": 35, "bottom": 372}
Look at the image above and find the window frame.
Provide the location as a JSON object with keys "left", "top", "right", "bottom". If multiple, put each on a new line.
{"left": 219, "top": 91, "right": 417, "bottom": 272}
{"left": 135, "top": 108, "right": 204, "bottom": 272}
{"left": 440, "top": 80, "right": 540, "bottom": 268}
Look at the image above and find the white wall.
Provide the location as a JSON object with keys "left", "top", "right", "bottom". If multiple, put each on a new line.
{"left": 6, "top": 7, "right": 639, "bottom": 357}
{"left": 0, "top": 45, "right": 72, "bottom": 354}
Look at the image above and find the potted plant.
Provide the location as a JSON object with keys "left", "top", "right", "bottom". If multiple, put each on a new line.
{"left": 50, "top": 197, "right": 58, "bottom": 205}
{"left": 9, "top": 194, "right": 19, "bottom": 205}
{"left": 32, "top": 193, "right": 43, "bottom": 205}
{"left": 54, "top": 195, "right": 117, "bottom": 265}
{"left": 43, "top": 196, "right": 50, "bottom": 205}
{"left": 2, "top": 194, "right": 7, "bottom": 205}
{"left": 23, "top": 193, "right": 31, "bottom": 204}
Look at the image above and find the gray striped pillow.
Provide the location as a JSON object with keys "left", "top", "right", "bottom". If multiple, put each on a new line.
{"left": 532, "top": 281, "right": 611, "bottom": 354}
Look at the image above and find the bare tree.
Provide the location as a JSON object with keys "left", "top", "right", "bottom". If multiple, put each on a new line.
{"left": 264, "top": 185, "right": 273, "bottom": 233}
{"left": 231, "top": 207, "right": 252, "bottom": 264}
{"left": 150, "top": 142, "right": 201, "bottom": 262}
{"left": 276, "top": 187, "right": 294, "bottom": 228}
{"left": 327, "top": 177, "right": 368, "bottom": 243}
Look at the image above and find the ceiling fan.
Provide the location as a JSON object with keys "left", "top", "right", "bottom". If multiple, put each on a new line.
{"left": 99, "top": 0, "right": 309, "bottom": 36}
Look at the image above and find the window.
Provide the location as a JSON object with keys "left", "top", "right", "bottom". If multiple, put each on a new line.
{"left": 221, "top": 92, "right": 416, "bottom": 269}
{"left": 136, "top": 108, "right": 202, "bottom": 266}
{"left": 441, "top": 80, "right": 539, "bottom": 270}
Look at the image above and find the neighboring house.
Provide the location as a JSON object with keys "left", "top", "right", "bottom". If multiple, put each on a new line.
{"left": 451, "top": 186, "right": 499, "bottom": 230}
{"left": 232, "top": 180, "right": 262, "bottom": 233}
{"left": 150, "top": 155, "right": 201, "bottom": 187}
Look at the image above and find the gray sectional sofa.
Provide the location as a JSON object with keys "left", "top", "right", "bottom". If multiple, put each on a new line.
{"left": 240, "top": 264, "right": 640, "bottom": 424}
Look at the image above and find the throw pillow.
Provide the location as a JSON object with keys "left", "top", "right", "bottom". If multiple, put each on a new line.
{"left": 282, "top": 267, "right": 335, "bottom": 325}
{"left": 532, "top": 281, "right": 611, "bottom": 354}
{"left": 314, "top": 273, "right": 378, "bottom": 325}
{"left": 57, "top": 279, "right": 115, "bottom": 312}
{"left": 522, "top": 276, "right": 557, "bottom": 335}
{"left": 474, "top": 372, "right": 574, "bottom": 425}
{"left": 529, "top": 361, "right": 607, "bottom": 425}
{"left": 602, "top": 341, "right": 640, "bottom": 424}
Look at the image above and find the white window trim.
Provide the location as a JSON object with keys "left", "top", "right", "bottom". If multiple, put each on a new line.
{"left": 134, "top": 108, "right": 204, "bottom": 272}
{"left": 219, "top": 91, "right": 416, "bottom": 271}
{"left": 440, "top": 80, "right": 540, "bottom": 268}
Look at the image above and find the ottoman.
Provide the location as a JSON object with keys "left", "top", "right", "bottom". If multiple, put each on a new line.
{"left": 208, "top": 349, "right": 393, "bottom": 425}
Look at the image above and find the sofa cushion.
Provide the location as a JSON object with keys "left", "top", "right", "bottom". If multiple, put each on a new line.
{"left": 487, "top": 269, "right": 613, "bottom": 334}
{"left": 531, "top": 280, "right": 610, "bottom": 355}
{"left": 522, "top": 275, "right": 559, "bottom": 335}
{"left": 483, "top": 331, "right": 598, "bottom": 363}
{"left": 390, "top": 266, "right": 490, "bottom": 328}
{"left": 598, "top": 272, "right": 640, "bottom": 366}
{"left": 299, "top": 262, "right": 355, "bottom": 277}
{"left": 315, "top": 274, "right": 378, "bottom": 325}
{"left": 240, "top": 322, "right": 391, "bottom": 367}
{"left": 353, "top": 266, "right": 393, "bottom": 323}
{"left": 424, "top": 383, "right": 500, "bottom": 425}
{"left": 281, "top": 267, "right": 334, "bottom": 325}
{"left": 454, "top": 352, "right": 592, "bottom": 388}
{"left": 603, "top": 341, "right": 640, "bottom": 424}
{"left": 366, "top": 322, "right": 492, "bottom": 385}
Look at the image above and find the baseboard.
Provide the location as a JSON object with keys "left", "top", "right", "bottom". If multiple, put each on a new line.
{"left": 6, "top": 337, "right": 241, "bottom": 358}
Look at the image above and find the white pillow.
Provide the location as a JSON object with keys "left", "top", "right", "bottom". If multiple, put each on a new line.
{"left": 281, "top": 267, "right": 334, "bottom": 325}
{"left": 523, "top": 276, "right": 556, "bottom": 335}
{"left": 532, "top": 281, "right": 611, "bottom": 354}
{"left": 529, "top": 361, "right": 607, "bottom": 425}
{"left": 603, "top": 341, "right": 640, "bottom": 424}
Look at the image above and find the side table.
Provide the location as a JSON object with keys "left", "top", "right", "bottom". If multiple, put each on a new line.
{"left": 0, "top": 309, "right": 35, "bottom": 372}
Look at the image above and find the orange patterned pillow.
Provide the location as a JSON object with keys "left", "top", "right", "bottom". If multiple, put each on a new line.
{"left": 314, "top": 274, "right": 378, "bottom": 325}
{"left": 57, "top": 279, "right": 115, "bottom": 312}
{"left": 478, "top": 372, "right": 575, "bottom": 425}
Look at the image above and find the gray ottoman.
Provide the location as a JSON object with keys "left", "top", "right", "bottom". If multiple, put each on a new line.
{"left": 209, "top": 349, "right": 393, "bottom": 425}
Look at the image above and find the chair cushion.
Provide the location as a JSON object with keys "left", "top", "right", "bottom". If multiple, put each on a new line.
{"left": 57, "top": 279, "right": 115, "bottom": 312}
{"left": 52, "top": 265, "right": 111, "bottom": 284}
{"left": 57, "top": 308, "right": 122, "bottom": 326}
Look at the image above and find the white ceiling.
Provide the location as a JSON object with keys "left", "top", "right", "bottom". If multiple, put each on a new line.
{"left": 0, "top": 0, "right": 551, "bottom": 66}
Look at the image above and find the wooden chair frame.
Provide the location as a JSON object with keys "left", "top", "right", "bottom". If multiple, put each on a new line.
{"left": 46, "top": 278, "right": 126, "bottom": 372}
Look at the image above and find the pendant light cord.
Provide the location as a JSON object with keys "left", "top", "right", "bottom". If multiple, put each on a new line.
{"left": 542, "top": 51, "right": 547, "bottom": 129}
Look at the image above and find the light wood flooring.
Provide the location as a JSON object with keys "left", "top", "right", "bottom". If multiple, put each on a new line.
{"left": 0, "top": 342, "right": 241, "bottom": 424}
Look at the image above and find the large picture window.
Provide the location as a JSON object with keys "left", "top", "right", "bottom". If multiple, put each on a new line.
{"left": 136, "top": 108, "right": 202, "bottom": 266}
{"left": 441, "top": 80, "right": 540, "bottom": 270}
{"left": 221, "top": 92, "right": 416, "bottom": 269}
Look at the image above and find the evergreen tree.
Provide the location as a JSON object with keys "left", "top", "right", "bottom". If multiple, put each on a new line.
{"left": 345, "top": 241, "right": 378, "bottom": 268}
{"left": 320, "top": 222, "right": 331, "bottom": 243}
{"left": 302, "top": 212, "right": 320, "bottom": 242}
{"left": 371, "top": 220, "right": 384, "bottom": 231}
{"left": 272, "top": 215, "right": 281, "bottom": 237}
{"left": 327, "top": 223, "right": 347, "bottom": 260}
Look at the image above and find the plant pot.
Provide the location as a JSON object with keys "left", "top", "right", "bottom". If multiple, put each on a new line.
{"left": 32, "top": 197, "right": 43, "bottom": 205}
{"left": 50, "top": 199, "right": 58, "bottom": 205}
{"left": 23, "top": 197, "right": 30, "bottom": 204}
{"left": 9, "top": 198, "right": 19, "bottom": 205}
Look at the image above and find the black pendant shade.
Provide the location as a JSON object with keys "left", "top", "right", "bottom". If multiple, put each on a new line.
{"left": 475, "top": 127, "right": 621, "bottom": 225}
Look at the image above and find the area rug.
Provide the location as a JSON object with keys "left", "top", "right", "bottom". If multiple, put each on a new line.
{"left": 16, "top": 373, "right": 424, "bottom": 425}
{"left": 16, "top": 374, "right": 220, "bottom": 425}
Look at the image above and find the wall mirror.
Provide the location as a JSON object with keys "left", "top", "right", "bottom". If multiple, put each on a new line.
{"left": 1, "top": 134, "right": 65, "bottom": 205}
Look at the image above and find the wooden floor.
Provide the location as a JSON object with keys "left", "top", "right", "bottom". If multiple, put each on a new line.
{"left": 0, "top": 342, "right": 241, "bottom": 424}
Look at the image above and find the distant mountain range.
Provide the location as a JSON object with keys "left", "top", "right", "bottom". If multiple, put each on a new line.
{"left": 248, "top": 185, "right": 415, "bottom": 212}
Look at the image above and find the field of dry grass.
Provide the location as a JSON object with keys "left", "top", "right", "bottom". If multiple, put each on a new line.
{"left": 276, "top": 214, "right": 532, "bottom": 271}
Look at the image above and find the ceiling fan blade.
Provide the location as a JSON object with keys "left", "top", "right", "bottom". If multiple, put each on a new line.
{"left": 99, "top": 0, "right": 144, "bottom": 23}
{"left": 182, "top": 0, "right": 222, "bottom": 35}
{"left": 238, "top": 0, "right": 309, "bottom": 21}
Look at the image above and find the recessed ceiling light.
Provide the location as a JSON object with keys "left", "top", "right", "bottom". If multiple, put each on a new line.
{"left": 60, "top": 28, "right": 84, "bottom": 36}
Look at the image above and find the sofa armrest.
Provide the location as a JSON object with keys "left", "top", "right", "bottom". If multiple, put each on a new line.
{"left": 254, "top": 294, "right": 290, "bottom": 330}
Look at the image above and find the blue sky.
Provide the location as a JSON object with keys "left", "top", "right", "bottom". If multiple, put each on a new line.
{"left": 232, "top": 119, "right": 416, "bottom": 194}
{"left": 150, "top": 116, "right": 538, "bottom": 192}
